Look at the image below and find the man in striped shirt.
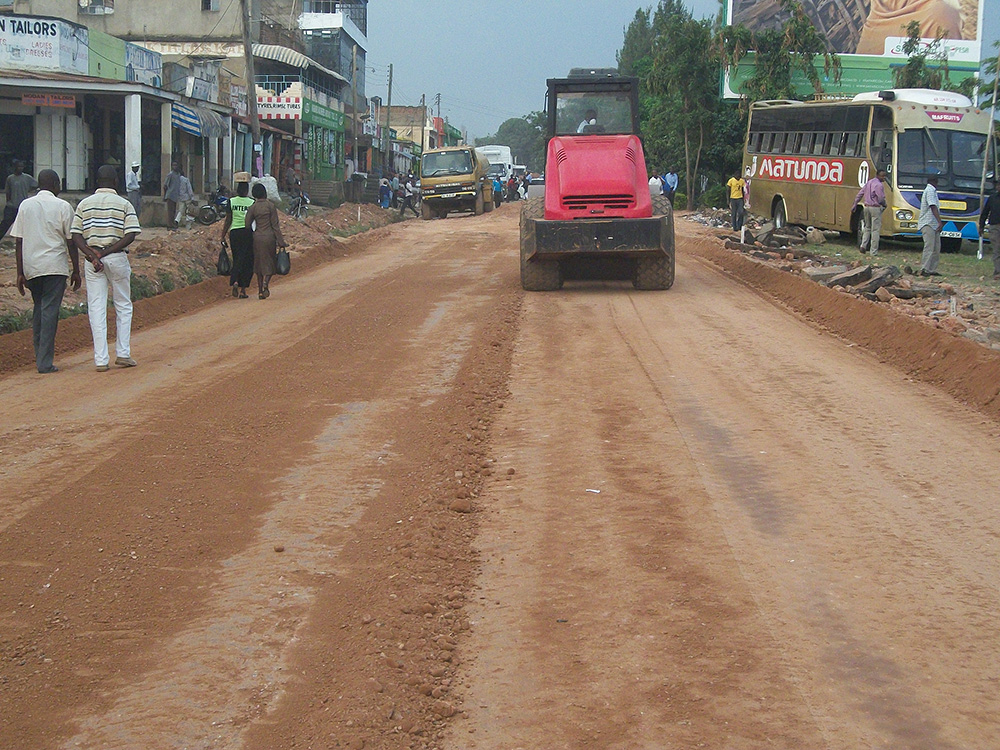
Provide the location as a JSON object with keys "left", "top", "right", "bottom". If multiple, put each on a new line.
{"left": 72, "top": 165, "right": 141, "bottom": 371}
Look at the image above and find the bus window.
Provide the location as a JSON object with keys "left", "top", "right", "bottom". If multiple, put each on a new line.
{"left": 773, "top": 132, "right": 787, "bottom": 154}
{"left": 761, "top": 132, "right": 773, "bottom": 153}
{"left": 830, "top": 133, "right": 844, "bottom": 156}
{"left": 951, "top": 131, "right": 990, "bottom": 190}
{"left": 799, "top": 133, "right": 815, "bottom": 155}
{"left": 870, "top": 130, "right": 893, "bottom": 170}
{"left": 844, "top": 132, "right": 861, "bottom": 157}
{"left": 815, "top": 133, "right": 832, "bottom": 155}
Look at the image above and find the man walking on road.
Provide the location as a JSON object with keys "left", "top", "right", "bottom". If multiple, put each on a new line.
{"left": 11, "top": 169, "right": 79, "bottom": 373}
{"left": 126, "top": 161, "right": 142, "bottom": 218}
{"left": 918, "top": 172, "right": 944, "bottom": 277}
{"left": 400, "top": 178, "right": 419, "bottom": 217}
{"left": 72, "top": 165, "right": 142, "bottom": 371}
{"left": 175, "top": 168, "right": 195, "bottom": 228}
{"left": 163, "top": 162, "right": 182, "bottom": 228}
{"left": 980, "top": 183, "right": 1000, "bottom": 281}
{"left": 852, "top": 169, "right": 888, "bottom": 255}
{"left": 1, "top": 160, "right": 38, "bottom": 240}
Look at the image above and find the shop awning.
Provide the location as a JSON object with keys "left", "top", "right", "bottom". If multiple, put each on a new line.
{"left": 252, "top": 44, "right": 349, "bottom": 85}
{"left": 172, "top": 102, "right": 231, "bottom": 138}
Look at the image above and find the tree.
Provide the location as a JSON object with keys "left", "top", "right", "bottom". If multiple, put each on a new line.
{"left": 648, "top": 2, "right": 718, "bottom": 209}
{"left": 721, "top": 0, "right": 841, "bottom": 104}
{"left": 617, "top": 8, "right": 654, "bottom": 78}
{"left": 475, "top": 113, "right": 546, "bottom": 172}
{"left": 893, "top": 21, "right": 947, "bottom": 89}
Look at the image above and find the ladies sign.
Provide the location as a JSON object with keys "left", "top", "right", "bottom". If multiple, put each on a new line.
{"left": 0, "top": 15, "right": 88, "bottom": 75}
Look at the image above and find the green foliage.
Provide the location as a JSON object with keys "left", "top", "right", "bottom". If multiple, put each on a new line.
{"left": 59, "top": 302, "right": 87, "bottom": 320}
{"left": 475, "top": 112, "right": 547, "bottom": 172}
{"left": 673, "top": 192, "right": 688, "bottom": 209}
{"left": 0, "top": 309, "right": 32, "bottom": 335}
{"left": 184, "top": 267, "right": 204, "bottom": 285}
{"left": 893, "top": 22, "right": 947, "bottom": 89}
{"left": 698, "top": 185, "right": 727, "bottom": 208}
{"left": 157, "top": 270, "right": 176, "bottom": 293}
{"left": 648, "top": 2, "right": 718, "bottom": 209}
{"left": 130, "top": 273, "right": 156, "bottom": 301}
{"left": 721, "top": 0, "right": 840, "bottom": 104}
{"left": 617, "top": 8, "right": 654, "bottom": 77}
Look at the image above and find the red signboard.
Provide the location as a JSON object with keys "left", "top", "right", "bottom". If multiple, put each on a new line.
{"left": 21, "top": 93, "right": 76, "bottom": 108}
{"left": 926, "top": 111, "right": 964, "bottom": 123}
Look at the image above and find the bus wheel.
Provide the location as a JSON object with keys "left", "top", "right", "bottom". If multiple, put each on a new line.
{"left": 772, "top": 199, "right": 787, "bottom": 229}
{"left": 941, "top": 237, "right": 963, "bottom": 253}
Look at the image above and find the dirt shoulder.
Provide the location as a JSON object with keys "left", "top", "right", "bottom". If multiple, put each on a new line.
{"left": 681, "top": 212, "right": 1000, "bottom": 420}
{"left": 0, "top": 202, "right": 405, "bottom": 373}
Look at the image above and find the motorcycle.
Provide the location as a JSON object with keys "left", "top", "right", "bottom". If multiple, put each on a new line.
{"left": 287, "top": 184, "right": 310, "bottom": 220}
{"left": 196, "top": 186, "right": 231, "bottom": 225}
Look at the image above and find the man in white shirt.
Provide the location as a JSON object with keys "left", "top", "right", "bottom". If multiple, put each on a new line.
{"left": 11, "top": 169, "right": 80, "bottom": 373}
{"left": 126, "top": 161, "right": 142, "bottom": 217}
{"left": 917, "top": 173, "right": 944, "bottom": 276}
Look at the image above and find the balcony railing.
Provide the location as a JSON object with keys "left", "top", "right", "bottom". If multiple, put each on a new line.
{"left": 254, "top": 75, "right": 342, "bottom": 110}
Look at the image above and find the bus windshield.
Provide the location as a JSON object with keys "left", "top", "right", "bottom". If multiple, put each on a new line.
{"left": 897, "top": 129, "right": 994, "bottom": 191}
{"left": 422, "top": 150, "right": 473, "bottom": 178}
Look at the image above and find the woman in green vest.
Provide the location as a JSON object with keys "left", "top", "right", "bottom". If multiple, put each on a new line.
{"left": 220, "top": 174, "right": 255, "bottom": 298}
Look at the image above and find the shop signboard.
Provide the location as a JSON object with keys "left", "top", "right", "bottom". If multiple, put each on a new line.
{"left": 257, "top": 96, "right": 300, "bottom": 119}
{"left": 302, "top": 98, "right": 344, "bottom": 131}
{"left": 0, "top": 15, "right": 89, "bottom": 75}
{"left": 125, "top": 42, "right": 162, "bottom": 87}
{"left": 723, "top": 0, "right": 984, "bottom": 98}
{"left": 88, "top": 28, "right": 126, "bottom": 80}
{"left": 22, "top": 93, "right": 75, "bottom": 108}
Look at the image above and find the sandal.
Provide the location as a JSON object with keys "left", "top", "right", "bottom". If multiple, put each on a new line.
{"left": 231, "top": 283, "right": 239, "bottom": 298}
{"left": 239, "top": 291, "right": 248, "bottom": 298}
{"left": 262, "top": 285, "right": 270, "bottom": 299}
{"left": 258, "top": 292, "right": 266, "bottom": 299}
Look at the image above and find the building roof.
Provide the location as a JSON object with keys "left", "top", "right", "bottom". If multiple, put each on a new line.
{"left": 252, "top": 44, "right": 348, "bottom": 86}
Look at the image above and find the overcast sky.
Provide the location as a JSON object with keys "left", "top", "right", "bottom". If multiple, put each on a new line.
{"left": 366, "top": 1, "right": 1000, "bottom": 142}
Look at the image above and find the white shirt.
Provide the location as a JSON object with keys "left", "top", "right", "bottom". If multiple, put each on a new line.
{"left": 10, "top": 190, "right": 74, "bottom": 280}
{"left": 648, "top": 176, "right": 662, "bottom": 196}
{"left": 917, "top": 183, "right": 940, "bottom": 230}
{"left": 126, "top": 170, "right": 140, "bottom": 192}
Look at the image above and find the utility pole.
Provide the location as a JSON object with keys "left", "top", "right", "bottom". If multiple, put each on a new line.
{"left": 977, "top": 48, "right": 1000, "bottom": 260}
{"left": 435, "top": 92, "right": 441, "bottom": 120}
{"left": 384, "top": 63, "right": 393, "bottom": 172}
{"left": 240, "top": 0, "right": 262, "bottom": 176}
{"left": 420, "top": 93, "right": 426, "bottom": 157}
{"left": 351, "top": 44, "right": 359, "bottom": 181}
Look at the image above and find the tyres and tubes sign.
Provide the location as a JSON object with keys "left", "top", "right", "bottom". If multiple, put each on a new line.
{"left": 722, "top": 0, "right": 985, "bottom": 98}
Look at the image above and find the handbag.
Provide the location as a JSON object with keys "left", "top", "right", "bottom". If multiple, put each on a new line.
{"left": 275, "top": 247, "right": 291, "bottom": 276}
{"left": 216, "top": 244, "right": 232, "bottom": 275}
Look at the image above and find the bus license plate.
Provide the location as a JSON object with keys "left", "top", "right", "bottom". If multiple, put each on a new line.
{"left": 440, "top": 193, "right": 457, "bottom": 199}
{"left": 940, "top": 200, "right": 966, "bottom": 211}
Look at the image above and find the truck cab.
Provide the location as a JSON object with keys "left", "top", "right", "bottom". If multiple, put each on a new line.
{"left": 519, "top": 70, "right": 674, "bottom": 290}
{"left": 420, "top": 146, "right": 494, "bottom": 220}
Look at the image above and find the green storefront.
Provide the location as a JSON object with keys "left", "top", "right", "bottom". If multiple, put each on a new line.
{"left": 302, "top": 98, "right": 345, "bottom": 181}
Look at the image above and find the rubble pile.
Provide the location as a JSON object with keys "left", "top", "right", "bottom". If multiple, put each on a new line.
{"left": 714, "top": 223, "right": 1000, "bottom": 349}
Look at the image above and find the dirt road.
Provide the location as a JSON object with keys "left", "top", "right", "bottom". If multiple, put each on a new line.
{"left": 2, "top": 206, "right": 999, "bottom": 749}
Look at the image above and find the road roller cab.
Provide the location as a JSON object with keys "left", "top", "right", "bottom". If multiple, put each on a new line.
{"left": 519, "top": 69, "right": 675, "bottom": 291}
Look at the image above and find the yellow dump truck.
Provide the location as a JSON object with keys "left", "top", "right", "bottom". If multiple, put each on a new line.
{"left": 419, "top": 146, "right": 494, "bottom": 219}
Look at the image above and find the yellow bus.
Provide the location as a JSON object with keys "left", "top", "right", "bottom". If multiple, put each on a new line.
{"left": 744, "top": 89, "right": 996, "bottom": 251}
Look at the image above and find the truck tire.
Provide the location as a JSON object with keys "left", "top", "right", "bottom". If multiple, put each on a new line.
{"left": 484, "top": 188, "right": 494, "bottom": 213}
{"left": 634, "top": 196, "right": 675, "bottom": 290}
{"left": 421, "top": 202, "right": 434, "bottom": 220}
{"left": 520, "top": 197, "right": 561, "bottom": 291}
{"left": 474, "top": 190, "right": 485, "bottom": 216}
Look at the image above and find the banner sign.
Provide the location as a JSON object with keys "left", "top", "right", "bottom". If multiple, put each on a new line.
{"left": 749, "top": 155, "right": 845, "bottom": 185}
{"left": 724, "top": 0, "right": 984, "bottom": 98}
{"left": 302, "top": 98, "right": 344, "bottom": 131}
{"left": 125, "top": 42, "right": 162, "bottom": 87}
{"left": 257, "top": 96, "right": 300, "bottom": 119}
{"left": 0, "top": 15, "right": 89, "bottom": 75}
{"left": 22, "top": 92, "right": 75, "bottom": 108}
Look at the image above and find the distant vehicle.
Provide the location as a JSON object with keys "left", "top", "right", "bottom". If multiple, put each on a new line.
{"left": 420, "top": 146, "right": 495, "bottom": 219}
{"left": 476, "top": 145, "right": 514, "bottom": 183}
{"left": 744, "top": 88, "right": 997, "bottom": 251}
{"left": 519, "top": 70, "right": 674, "bottom": 291}
{"left": 526, "top": 175, "right": 545, "bottom": 200}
